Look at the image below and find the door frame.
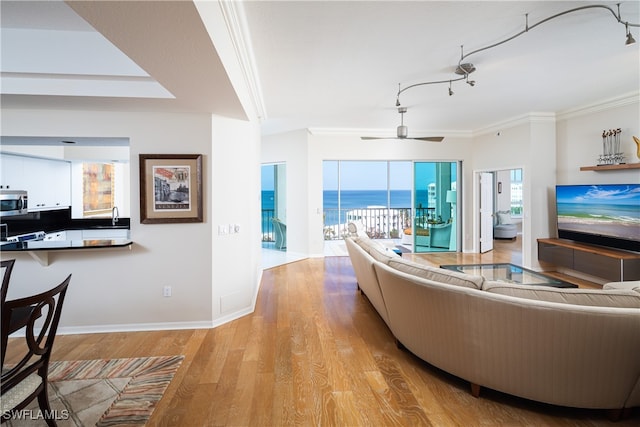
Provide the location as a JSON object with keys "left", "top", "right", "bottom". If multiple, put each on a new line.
{"left": 473, "top": 167, "right": 525, "bottom": 255}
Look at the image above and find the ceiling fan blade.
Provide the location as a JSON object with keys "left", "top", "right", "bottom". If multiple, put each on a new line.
{"left": 360, "top": 136, "right": 396, "bottom": 140}
{"left": 410, "top": 136, "right": 445, "bottom": 142}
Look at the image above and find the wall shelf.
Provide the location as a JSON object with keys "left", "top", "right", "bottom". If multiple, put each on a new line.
{"left": 579, "top": 163, "right": 640, "bottom": 171}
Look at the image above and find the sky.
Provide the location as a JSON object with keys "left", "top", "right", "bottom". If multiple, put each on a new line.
{"left": 263, "top": 161, "right": 456, "bottom": 191}
{"left": 323, "top": 161, "right": 414, "bottom": 190}
{"left": 557, "top": 184, "right": 640, "bottom": 205}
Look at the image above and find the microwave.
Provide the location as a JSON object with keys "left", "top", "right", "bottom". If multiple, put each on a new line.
{"left": 0, "top": 190, "right": 28, "bottom": 217}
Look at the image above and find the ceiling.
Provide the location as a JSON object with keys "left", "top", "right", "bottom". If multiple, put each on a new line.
{"left": 1, "top": 1, "right": 639, "bottom": 138}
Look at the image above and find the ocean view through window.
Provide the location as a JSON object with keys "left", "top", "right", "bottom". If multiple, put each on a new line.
{"left": 323, "top": 161, "right": 413, "bottom": 240}
{"left": 321, "top": 160, "right": 458, "bottom": 253}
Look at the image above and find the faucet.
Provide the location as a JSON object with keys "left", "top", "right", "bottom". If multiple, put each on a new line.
{"left": 112, "top": 206, "right": 119, "bottom": 226}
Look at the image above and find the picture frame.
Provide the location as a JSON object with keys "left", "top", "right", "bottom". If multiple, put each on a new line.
{"left": 139, "top": 154, "right": 203, "bottom": 224}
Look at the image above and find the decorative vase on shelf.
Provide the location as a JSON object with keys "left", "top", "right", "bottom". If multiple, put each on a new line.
{"left": 634, "top": 136, "right": 640, "bottom": 160}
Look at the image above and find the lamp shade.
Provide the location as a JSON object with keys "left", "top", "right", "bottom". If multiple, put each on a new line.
{"left": 446, "top": 190, "right": 457, "bottom": 204}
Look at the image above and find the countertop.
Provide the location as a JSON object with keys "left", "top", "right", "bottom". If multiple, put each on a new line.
{"left": 1, "top": 238, "right": 132, "bottom": 251}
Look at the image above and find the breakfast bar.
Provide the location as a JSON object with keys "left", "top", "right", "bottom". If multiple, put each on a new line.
{"left": 1, "top": 236, "right": 132, "bottom": 266}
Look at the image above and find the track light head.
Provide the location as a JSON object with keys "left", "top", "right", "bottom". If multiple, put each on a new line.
{"left": 626, "top": 31, "right": 636, "bottom": 45}
{"left": 626, "top": 23, "right": 636, "bottom": 46}
{"left": 465, "top": 75, "right": 476, "bottom": 87}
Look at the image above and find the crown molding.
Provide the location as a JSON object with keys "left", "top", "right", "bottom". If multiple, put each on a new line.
{"left": 309, "top": 92, "right": 636, "bottom": 140}
{"left": 472, "top": 112, "right": 556, "bottom": 137}
{"left": 556, "top": 91, "right": 639, "bottom": 122}
{"left": 217, "top": 0, "right": 267, "bottom": 121}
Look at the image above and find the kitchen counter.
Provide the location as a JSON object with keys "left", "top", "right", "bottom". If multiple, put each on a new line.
{"left": 1, "top": 238, "right": 132, "bottom": 251}
{"left": 1, "top": 229, "right": 132, "bottom": 266}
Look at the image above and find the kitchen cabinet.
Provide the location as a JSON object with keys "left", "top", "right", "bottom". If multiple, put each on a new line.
{"left": 0, "top": 154, "right": 71, "bottom": 211}
{"left": 0, "top": 154, "right": 24, "bottom": 190}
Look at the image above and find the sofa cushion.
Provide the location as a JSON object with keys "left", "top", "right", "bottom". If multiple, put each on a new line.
{"left": 496, "top": 210, "right": 513, "bottom": 225}
{"left": 353, "top": 236, "right": 399, "bottom": 264}
{"left": 368, "top": 244, "right": 400, "bottom": 264}
{"left": 483, "top": 281, "right": 640, "bottom": 308}
{"left": 388, "top": 258, "right": 484, "bottom": 289}
{"left": 354, "top": 235, "right": 382, "bottom": 254}
{"left": 604, "top": 281, "right": 640, "bottom": 293}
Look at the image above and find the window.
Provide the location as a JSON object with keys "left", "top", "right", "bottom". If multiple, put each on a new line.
{"left": 510, "top": 168, "right": 523, "bottom": 216}
{"left": 323, "top": 161, "right": 412, "bottom": 239}
{"left": 82, "top": 162, "right": 114, "bottom": 217}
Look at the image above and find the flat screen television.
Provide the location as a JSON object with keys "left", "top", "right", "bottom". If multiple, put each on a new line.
{"left": 555, "top": 184, "right": 640, "bottom": 252}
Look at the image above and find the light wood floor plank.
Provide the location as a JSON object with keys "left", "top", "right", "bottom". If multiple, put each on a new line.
{"left": 6, "top": 239, "right": 638, "bottom": 426}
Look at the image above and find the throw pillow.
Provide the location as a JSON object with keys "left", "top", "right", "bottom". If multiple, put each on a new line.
{"left": 497, "top": 211, "right": 513, "bottom": 225}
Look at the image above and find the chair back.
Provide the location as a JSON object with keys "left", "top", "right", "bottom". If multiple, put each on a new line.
{"left": 1, "top": 259, "right": 16, "bottom": 307}
{"left": 1, "top": 275, "right": 71, "bottom": 400}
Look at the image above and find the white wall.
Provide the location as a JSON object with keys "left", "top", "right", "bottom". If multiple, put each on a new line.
{"left": 1, "top": 108, "right": 261, "bottom": 333}
{"left": 556, "top": 95, "right": 640, "bottom": 185}
{"left": 210, "top": 115, "right": 262, "bottom": 324}
{"left": 495, "top": 170, "right": 512, "bottom": 212}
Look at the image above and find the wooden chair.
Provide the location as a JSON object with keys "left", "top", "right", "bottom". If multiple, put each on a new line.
{"left": 1, "top": 274, "right": 71, "bottom": 426}
{"left": 1, "top": 259, "right": 16, "bottom": 307}
{"left": 271, "top": 218, "right": 287, "bottom": 250}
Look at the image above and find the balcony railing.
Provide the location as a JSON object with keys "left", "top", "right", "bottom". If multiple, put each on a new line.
{"left": 262, "top": 207, "right": 439, "bottom": 241}
{"left": 323, "top": 207, "right": 432, "bottom": 240}
{"left": 262, "top": 209, "right": 275, "bottom": 242}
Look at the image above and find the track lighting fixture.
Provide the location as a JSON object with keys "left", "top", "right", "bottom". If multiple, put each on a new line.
{"left": 626, "top": 23, "right": 637, "bottom": 45}
{"left": 466, "top": 75, "right": 475, "bottom": 87}
{"left": 395, "top": 3, "right": 639, "bottom": 107}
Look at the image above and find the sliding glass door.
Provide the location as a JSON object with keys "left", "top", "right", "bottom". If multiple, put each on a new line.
{"left": 413, "top": 161, "right": 458, "bottom": 253}
{"left": 261, "top": 163, "right": 286, "bottom": 250}
{"left": 322, "top": 160, "right": 459, "bottom": 253}
{"left": 322, "top": 161, "right": 411, "bottom": 241}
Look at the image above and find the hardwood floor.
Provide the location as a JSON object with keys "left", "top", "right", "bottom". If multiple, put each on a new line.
{"left": 7, "top": 240, "right": 637, "bottom": 426}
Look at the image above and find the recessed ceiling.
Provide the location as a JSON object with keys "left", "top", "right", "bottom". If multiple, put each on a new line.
{"left": 0, "top": 136, "right": 129, "bottom": 147}
{"left": 0, "top": 0, "right": 247, "bottom": 119}
{"left": 1, "top": 1, "right": 638, "bottom": 136}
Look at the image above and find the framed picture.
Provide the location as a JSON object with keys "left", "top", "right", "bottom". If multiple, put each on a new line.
{"left": 139, "top": 154, "right": 203, "bottom": 224}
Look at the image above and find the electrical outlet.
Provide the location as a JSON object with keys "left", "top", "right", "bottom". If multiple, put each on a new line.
{"left": 163, "top": 286, "right": 172, "bottom": 297}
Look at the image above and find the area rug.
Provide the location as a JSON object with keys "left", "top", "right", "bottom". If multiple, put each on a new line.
{"left": 6, "top": 355, "right": 183, "bottom": 427}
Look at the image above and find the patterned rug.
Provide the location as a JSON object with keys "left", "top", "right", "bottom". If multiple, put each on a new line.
{"left": 6, "top": 355, "right": 183, "bottom": 427}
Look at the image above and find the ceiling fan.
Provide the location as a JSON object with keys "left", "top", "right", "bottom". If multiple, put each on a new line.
{"left": 361, "top": 107, "right": 444, "bottom": 142}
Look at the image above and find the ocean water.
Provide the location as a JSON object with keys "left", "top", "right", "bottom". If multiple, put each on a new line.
{"left": 262, "top": 190, "right": 427, "bottom": 229}
{"left": 557, "top": 202, "right": 640, "bottom": 222}
{"left": 262, "top": 190, "right": 418, "bottom": 211}
{"left": 262, "top": 190, "right": 430, "bottom": 228}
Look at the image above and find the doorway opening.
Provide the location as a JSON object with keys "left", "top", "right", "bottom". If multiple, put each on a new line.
{"left": 261, "top": 163, "right": 286, "bottom": 251}
{"left": 476, "top": 168, "right": 524, "bottom": 259}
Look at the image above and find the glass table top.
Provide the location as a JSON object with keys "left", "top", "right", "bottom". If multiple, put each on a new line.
{"left": 440, "top": 263, "right": 577, "bottom": 288}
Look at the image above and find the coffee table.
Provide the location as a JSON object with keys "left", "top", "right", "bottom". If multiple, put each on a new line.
{"left": 440, "top": 263, "right": 577, "bottom": 288}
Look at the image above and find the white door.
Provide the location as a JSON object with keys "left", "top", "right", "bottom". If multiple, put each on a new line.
{"left": 479, "top": 172, "right": 494, "bottom": 253}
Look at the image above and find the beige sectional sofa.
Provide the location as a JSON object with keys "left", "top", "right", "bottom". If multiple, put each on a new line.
{"left": 344, "top": 234, "right": 640, "bottom": 416}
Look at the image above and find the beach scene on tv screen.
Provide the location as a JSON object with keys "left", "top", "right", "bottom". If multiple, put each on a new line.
{"left": 556, "top": 184, "right": 640, "bottom": 241}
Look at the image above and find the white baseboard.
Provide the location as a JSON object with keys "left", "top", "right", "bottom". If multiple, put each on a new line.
{"left": 57, "top": 321, "right": 215, "bottom": 336}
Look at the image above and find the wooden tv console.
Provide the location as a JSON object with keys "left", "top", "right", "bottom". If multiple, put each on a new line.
{"left": 538, "top": 238, "right": 640, "bottom": 282}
